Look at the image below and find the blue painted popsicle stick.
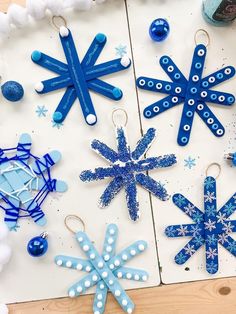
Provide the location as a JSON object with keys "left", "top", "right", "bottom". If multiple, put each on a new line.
{"left": 218, "top": 193, "right": 236, "bottom": 219}
{"left": 132, "top": 128, "right": 156, "bottom": 160}
{"left": 31, "top": 51, "right": 68, "bottom": 74}
{"left": 38, "top": 75, "right": 73, "bottom": 94}
{"left": 55, "top": 255, "right": 92, "bottom": 272}
{"left": 198, "top": 89, "right": 234, "bottom": 106}
{"left": 60, "top": 29, "right": 97, "bottom": 126}
{"left": 53, "top": 87, "right": 77, "bottom": 123}
{"left": 201, "top": 66, "right": 235, "bottom": 89}
{"left": 87, "top": 79, "right": 123, "bottom": 101}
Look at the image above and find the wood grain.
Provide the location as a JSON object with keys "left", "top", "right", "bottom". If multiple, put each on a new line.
{"left": 1, "top": 1, "right": 236, "bottom": 314}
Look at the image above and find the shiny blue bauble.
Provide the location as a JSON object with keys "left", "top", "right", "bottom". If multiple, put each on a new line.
{"left": 27, "top": 233, "right": 48, "bottom": 257}
{"left": 149, "top": 18, "right": 170, "bottom": 42}
{"left": 1, "top": 81, "right": 24, "bottom": 102}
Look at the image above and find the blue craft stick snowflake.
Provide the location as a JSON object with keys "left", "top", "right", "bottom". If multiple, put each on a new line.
{"left": 35, "top": 105, "right": 48, "bottom": 117}
{"left": 0, "top": 133, "right": 67, "bottom": 230}
{"left": 184, "top": 156, "right": 196, "bottom": 169}
{"left": 55, "top": 224, "right": 148, "bottom": 314}
{"left": 165, "top": 176, "right": 236, "bottom": 274}
{"left": 31, "top": 27, "right": 131, "bottom": 126}
{"left": 80, "top": 127, "right": 177, "bottom": 221}
{"left": 137, "top": 44, "right": 235, "bottom": 146}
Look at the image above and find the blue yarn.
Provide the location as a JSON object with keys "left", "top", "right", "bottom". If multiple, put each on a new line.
{"left": 1, "top": 81, "right": 24, "bottom": 102}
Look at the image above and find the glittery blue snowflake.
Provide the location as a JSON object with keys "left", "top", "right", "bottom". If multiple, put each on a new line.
{"left": 35, "top": 105, "right": 48, "bottom": 117}
{"left": 55, "top": 224, "right": 148, "bottom": 314}
{"left": 137, "top": 44, "right": 235, "bottom": 146}
{"left": 0, "top": 133, "right": 67, "bottom": 230}
{"left": 115, "top": 44, "right": 127, "bottom": 58}
{"left": 80, "top": 127, "right": 177, "bottom": 221}
{"left": 32, "top": 28, "right": 131, "bottom": 126}
{"left": 184, "top": 156, "right": 196, "bottom": 169}
{"left": 165, "top": 176, "right": 236, "bottom": 274}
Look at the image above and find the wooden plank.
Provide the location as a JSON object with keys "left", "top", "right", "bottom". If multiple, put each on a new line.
{"left": 1, "top": 1, "right": 236, "bottom": 313}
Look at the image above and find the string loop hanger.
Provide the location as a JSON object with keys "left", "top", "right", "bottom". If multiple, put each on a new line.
{"left": 112, "top": 108, "right": 128, "bottom": 128}
{"left": 64, "top": 215, "right": 85, "bottom": 234}
{"left": 51, "top": 15, "right": 69, "bottom": 37}
{"left": 194, "top": 29, "right": 210, "bottom": 47}
{"left": 206, "top": 162, "right": 221, "bottom": 180}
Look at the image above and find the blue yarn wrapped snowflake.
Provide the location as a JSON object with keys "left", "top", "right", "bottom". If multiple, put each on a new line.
{"left": 80, "top": 127, "right": 177, "bottom": 221}
{"left": 165, "top": 176, "right": 236, "bottom": 274}
{"left": 137, "top": 44, "right": 235, "bottom": 146}
{"left": 55, "top": 224, "right": 148, "bottom": 314}
{"left": 0, "top": 134, "right": 67, "bottom": 230}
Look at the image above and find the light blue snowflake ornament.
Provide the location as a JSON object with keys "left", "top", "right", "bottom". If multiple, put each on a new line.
{"left": 137, "top": 44, "right": 235, "bottom": 146}
{"left": 80, "top": 126, "right": 177, "bottom": 221}
{"left": 31, "top": 27, "right": 131, "bottom": 126}
{"left": 165, "top": 176, "right": 236, "bottom": 274}
{"left": 0, "top": 134, "right": 67, "bottom": 230}
{"left": 55, "top": 224, "right": 148, "bottom": 314}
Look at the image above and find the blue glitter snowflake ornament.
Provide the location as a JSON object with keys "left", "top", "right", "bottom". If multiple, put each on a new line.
{"left": 32, "top": 27, "right": 131, "bottom": 126}
{"left": 55, "top": 224, "right": 148, "bottom": 314}
{"left": 137, "top": 44, "right": 235, "bottom": 146}
{"left": 0, "top": 134, "right": 67, "bottom": 230}
{"left": 80, "top": 126, "right": 177, "bottom": 221}
{"left": 165, "top": 176, "right": 236, "bottom": 274}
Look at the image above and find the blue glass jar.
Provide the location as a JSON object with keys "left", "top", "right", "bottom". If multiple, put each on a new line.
{"left": 202, "top": 0, "right": 236, "bottom": 25}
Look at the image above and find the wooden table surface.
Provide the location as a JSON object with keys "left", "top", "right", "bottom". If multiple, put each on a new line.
{"left": 1, "top": 1, "right": 236, "bottom": 313}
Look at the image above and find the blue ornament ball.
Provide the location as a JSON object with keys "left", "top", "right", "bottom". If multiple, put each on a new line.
{"left": 149, "top": 18, "right": 170, "bottom": 42}
{"left": 27, "top": 233, "right": 48, "bottom": 257}
{"left": 1, "top": 81, "right": 24, "bottom": 102}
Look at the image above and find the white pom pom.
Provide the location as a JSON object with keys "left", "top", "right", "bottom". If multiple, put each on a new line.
{"left": 0, "top": 243, "right": 11, "bottom": 265}
{"left": 26, "top": 0, "right": 46, "bottom": 20}
{"left": 7, "top": 4, "right": 29, "bottom": 28}
{"left": 0, "top": 304, "right": 8, "bottom": 314}
{"left": 71, "top": 0, "right": 93, "bottom": 11}
{"left": 120, "top": 56, "right": 131, "bottom": 68}
{"left": 59, "top": 26, "right": 69, "bottom": 37}
{"left": 45, "top": 0, "right": 64, "bottom": 16}
{"left": 0, "top": 223, "right": 9, "bottom": 241}
{"left": 0, "top": 13, "right": 10, "bottom": 38}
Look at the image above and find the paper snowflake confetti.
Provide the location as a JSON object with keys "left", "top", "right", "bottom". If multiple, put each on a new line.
{"left": 115, "top": 44, "right": 127, "bottom": 58}
{"left": 80, "top": 127, "right": 176, "bottom": 221}
{"left": 137, "top": 44, "right": 235, "bottom": 146}
{"left": 165, "top": 176, "right": 236, "bottom": 274}
{"left": 55, "top": 224, "right": 148, "bottom": 314}
{"left": 32, "top": 27, "right": 131, "bottom": 126}
{"left": 0, "top": 134, "right": 67, "bottom": 230}
{"left": 184, "top": 156, "right": 196, "bottom": 169}
{"left": 35, "top": 105, "right": 48, "bottom": 117}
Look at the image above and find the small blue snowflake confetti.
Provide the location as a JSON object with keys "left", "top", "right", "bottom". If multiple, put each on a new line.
{"left": 137, "top": 44, "right": 235, "bottom": 146}
{"left": 115, "top": 44, "right": 127, "bottom": 58}
{"left": 32, "top": 29, "right": 131, "bottom": 126}
{"left": 52, "top": 120, "right": 63, "bottom": 129}
{"left": 165, "top": 176, "right": 236, "bottom": 274}
{"left": 35, "top": 105, "right": 48, "bottom": 117}
{"left": 80, "top": 127, "right": 177, "bottom": 221}
{"left": 184, "top": 156, "right": 196, "bottom": 169}
{"left": 55, "top": 224, "right": 148, "bottom": 314}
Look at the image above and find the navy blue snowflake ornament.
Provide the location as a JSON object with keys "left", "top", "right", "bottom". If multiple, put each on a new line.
{"left": 137, "top": 43, "right": 235, "bottom": 146}
{"left": 31, "top": 26, "right": 131, "bottom": 126}
{"left": 55, "top": 223, "right": 148, "bottom": 314}
{"left": 80, "top": 116, "right": 177, "bottom": 221}
{"left": 165, "top": 172, "right": 236, "bottom": 274}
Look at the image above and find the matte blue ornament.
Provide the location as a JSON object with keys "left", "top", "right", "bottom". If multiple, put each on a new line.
{"left": 31, "top": 27, "right": 131, "bottom": 126}
{"left": 165, "top": 176, "right": 236, "bottom": 274}
{"left": 27, "top": 232, "right": 48, "bottom": 257}
{"left": 149, "top": 18, "right": 170, "bottom": 42}
{"left": 80, "top": 126, "right": 177, "bottom": 221}
{"left": 55, "top": 224, "right": 149, "bottom": 313}
{"left": 1, "top": 81, "right": 24, "bottom": 102}
{"left": 137, "top": 44, "right": 235, "bottom": 146}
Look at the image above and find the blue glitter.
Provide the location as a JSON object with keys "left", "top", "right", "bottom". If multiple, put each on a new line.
{"left": 80, "top": 127, "right": 177, "bottom": 221}
{"left": 165, "top": 176, "right": 236, "bottom": 274}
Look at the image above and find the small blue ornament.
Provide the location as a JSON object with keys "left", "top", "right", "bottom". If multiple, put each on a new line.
{"left": 27, "top": 232, "right": 48, "bottom": 257}
{"left": 149, "top": 18, "right": 170, "bottom": 42}
{"left": 225, "top": 152, "right": 236, "bottom": 167}
{"left": 1, "top": 81, "right": 24, "bottom": 102}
